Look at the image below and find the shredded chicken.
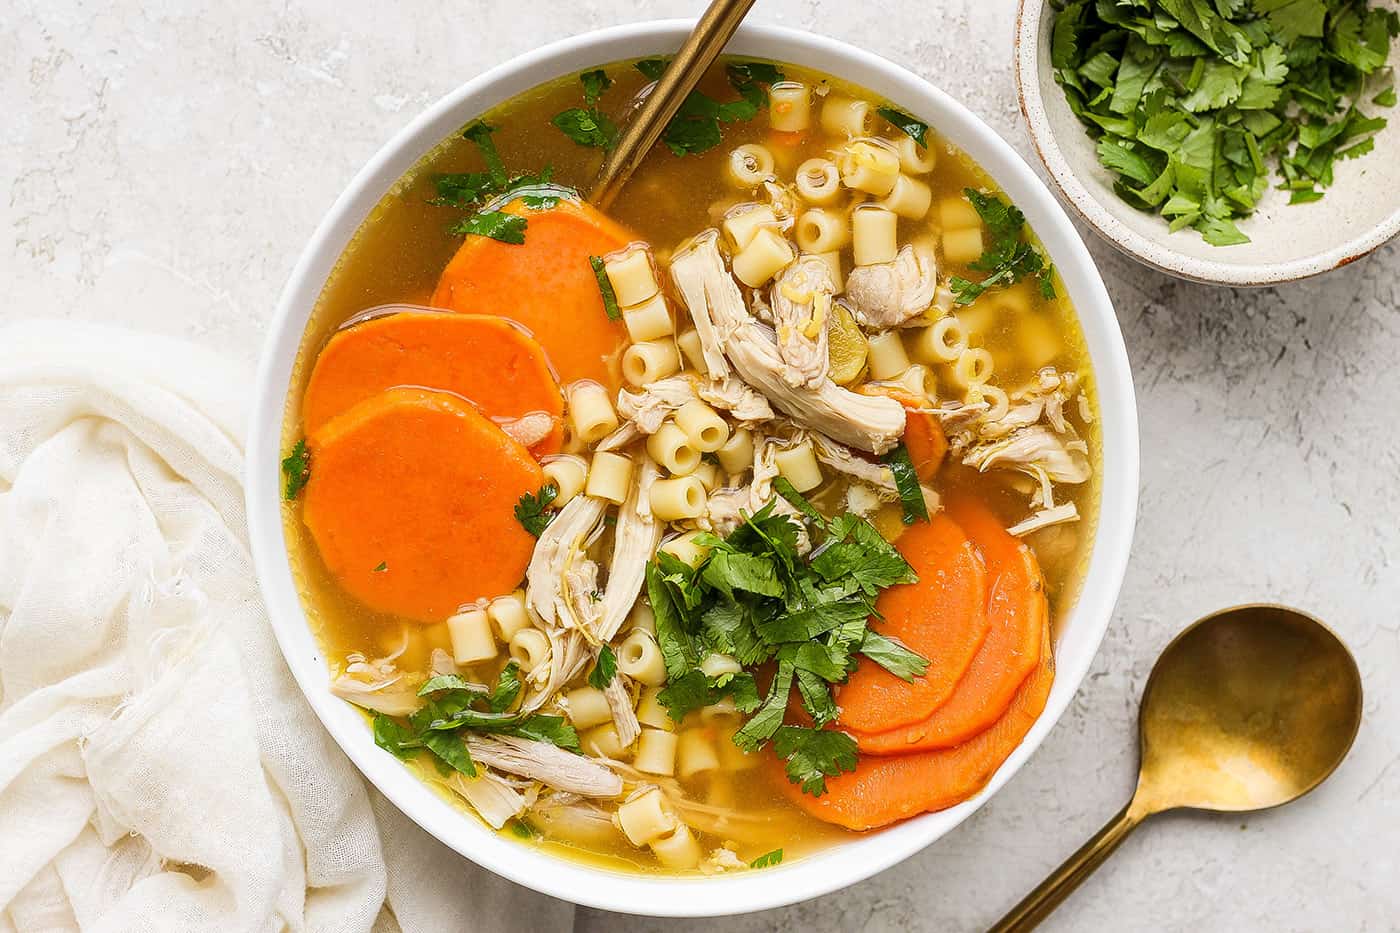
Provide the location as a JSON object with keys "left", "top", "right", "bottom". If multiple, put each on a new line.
{"left": 810, "top": 432, "right": 898, "bottom": 495}
{"left": 444, "top": 770, "right": 529, "bottom": 830}
{"left": 768, "top": 256, "right": 835, "bottom": 388}
{"left": 669, "top": 230, "right": 905, "bottom": 453}
{"left": 595, "top": 422, "right": 642, "bottom": 451}
{"left": 700, "top": 847, "right": 749, "bottom": 875}
{"left": 498, "top": 412, "right": 556, "bottom": 449}
{"left": 616, "top": 377, "right": 698, "bottom": 433}
{"left": 522, "top": 628, "right": 591, "bottom": 711}
{"left": 1007, "top": 502, "right": 1081, "bottom": 536}
{"left": 705, "top": 486, "right": 751, "bottom": 537}
{"left": 604, "top": 674, "right": 642, "bottom": 747}
{"left": 466, "top": 735, "right": 623, "bottom": 797}
{"left": 596, "top": 457, "right": 663, "bottom": 641}
{"left": 328, "top": 674, "right": 420, "bottom": 717}
{"left": 697, "top": 376, "right": 775, "bottom": 424}
{"left": 526, "top": 495, "right": 608, "bottom": 629}
{"left": 843, "top": 244, "right": 938, "bottom": 328}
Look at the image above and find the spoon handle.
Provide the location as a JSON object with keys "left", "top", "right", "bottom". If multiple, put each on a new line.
{"left": 588, "top": 0, "right": 758, "bottom": 209}
{"left": 987, "top": 801, "right": 1145, "bottom": 933}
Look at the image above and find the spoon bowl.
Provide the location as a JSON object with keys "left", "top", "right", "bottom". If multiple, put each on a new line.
{"left": 1136, "top": 605, "right": 1363, "bottom": 815}
{"left": 992, "top": 604, "right": 1363, "bottom": 932}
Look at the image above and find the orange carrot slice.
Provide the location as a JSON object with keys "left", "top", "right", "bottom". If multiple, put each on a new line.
{"left": 430, "top": 198, "right": 632, "bottom": 389}
{"left": 302, "top": 312, "right": 564, "bottom": 457}
{"left": 860, "top": 384, "right": 948, "bottom": 481}
{"left": 835, "top": 514, "right": 990, "bottom": 732}
{"left": 771, "top": 622, "right": 1055, "bottom": 831}
{"left": 854, "top": 498, "right": 1047, "bottom": 753}
{"left": 302, "top": 387, "right": 543, "bottom": 622}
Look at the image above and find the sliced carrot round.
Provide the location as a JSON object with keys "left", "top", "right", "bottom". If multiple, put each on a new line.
{"left": 430, "top": 198, "right": 632, "bottom": 390}
{"left": 302, "top": 387, "right": 543, "bottom": 622}
{"left": 771, "top": 623, "right": 1054, "bottom": 831}
{"left": 854, "top": 498, "right": 1047, "bottom": 754}
{"left": 302, "top": 311, "right": 564, "bottom": 457}
{"left": 836, "top": 513, "right": 990, "bottom": 733}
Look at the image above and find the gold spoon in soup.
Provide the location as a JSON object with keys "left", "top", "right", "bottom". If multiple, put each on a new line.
{"left": 990, "top": 604, "right": 1362, "bottom": 932}
{"left": 588, "top": 0, "right": 758, "bottom": 209}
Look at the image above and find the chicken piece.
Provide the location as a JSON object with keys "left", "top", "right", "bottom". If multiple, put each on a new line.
{"left": 597, "top": 457, "right": 663, "bottom": 642}
{"left": 445, "top": 770, "right": 529, "bottom": 830}
{"left": 698, "top": 376, "right": 774, "bottom": 425}
{"left": 329, "top": 674, "right": 420, "bottom": 717}
{"left": 669, "top": 231, "right": 905, "bottom": 453}
{"left": 616, "top": 377, "right": 698, "bottom": 433}
{"left": 1007, "top": 502, "right": 1081, "bottom": 537}
{"left": 768, "top": 256, "right": 835, "bottom": 388}
{"left": 705, "top": 486, "right": 751, "bottom": 537}
{"left": 604, "top": 674, "right": 642, "bottom": 747}
{"left": 843, "top": 244, "right": 938, "bottom": 329}
{"left": 521, "top": 627, "right": 591, "bottom": 711}
{"left": 525, "top": 495, "right": 608, "bottom": 629}
{"left": 499, "top": 412, "right": 557, "bottom": 450}
{"left": 963, "top": 425, "right": 1091, "bottom": 511}
{"left": 466, "top": 735, "right": 623, "bottom": 797}
{"left": 809, "top": 432, "right": 898, "bottom": 495}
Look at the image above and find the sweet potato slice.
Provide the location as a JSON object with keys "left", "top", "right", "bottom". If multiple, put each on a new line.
{"left": 860, "top": 384, "right": 947, "bottom": 481}
{"left": 836, "top": 514, "right": 990, "bottom": 732}
{"left": 430, "top": 198, "right": 632, "bottom": 389}
{"left": 855, "top": 498, "right": 1047, "bottom": 753}
{"left": 772, "top": 622, "right": 1054, "bottom": 831}
{"left": 302, "top": 387, "right": 543, "bottom": 622}
{"left": 302, "top": 311, "right": 564, "bottom": 457}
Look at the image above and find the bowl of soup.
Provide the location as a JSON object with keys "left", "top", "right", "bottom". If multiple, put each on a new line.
{"left": 246, "top": 20, "right": 1139, "bottom": 917}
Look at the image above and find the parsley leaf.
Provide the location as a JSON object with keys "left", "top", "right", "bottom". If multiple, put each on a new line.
{"left": 588, "top": 645, "right": 617, "bottom": 690}
{"left": 514, "top": 484, "right": 559, "bottom": 536}
{"left": 451, "top": 210, "right": 527, "bottom": 244}
{"left": 877, "top": 105, "right": 930, "bottom": 146}
{"left": 632, "top": 58, "right": 784, "bottom": 156}
{"left": 552, "top": 69, "right": 618, "bottom": 149}
{"left": 750, "top": 848, "right": 783, "bottom": 868}
{"left": 948, "top": 189, "right": 1050, "bottom": 305}
{"left": 489, "top": 662, "right": 523, "bottom": 713}
{"left": 461, "top": 122, "right": 507, "bottom": 187}
{"left": 580, "top": 68, "right": 612, "bottom": 105}
{"left": 422, "top": 732, "right": 477, "bottom": 777}
{"left": 860, "top": 630, "right": 930, "bottom": 682}
{"left": 882, "top": 443, "right": 929, "bottom": 525}
{"left": 588, "top": 255, "right": 622, "bottom": 320}
{"left": 281, "top": 439, "right": 311, "bottom": 500}
{"left": 772, "top": 726, "right": 858, "bottom": 796}
{"left": 372, "top": 713, "right": 421, "bottom": 759}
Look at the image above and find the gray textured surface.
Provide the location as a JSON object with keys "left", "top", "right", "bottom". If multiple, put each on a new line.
{"left": 5, "top": 1, "right": 1397, "bottom": 930}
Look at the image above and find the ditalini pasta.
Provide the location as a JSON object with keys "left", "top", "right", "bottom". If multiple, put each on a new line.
{"left": 290, "top": 54, "right": 1094, "bottom": 879}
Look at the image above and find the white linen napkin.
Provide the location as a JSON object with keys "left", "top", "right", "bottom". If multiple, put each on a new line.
{"left": 0, "top": 321, "right": 574, "bottom": 933}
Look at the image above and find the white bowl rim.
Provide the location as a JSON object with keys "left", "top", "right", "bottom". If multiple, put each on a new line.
{"left": 246, "top": 19, "right": 1140, "bottom": 917}
{"left": 1013, "top": 0, "right": 1400, "bottom": 287}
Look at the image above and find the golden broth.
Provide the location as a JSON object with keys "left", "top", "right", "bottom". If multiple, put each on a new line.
{"left": 282, "top": 57, "right": 1100, "bottom": 873}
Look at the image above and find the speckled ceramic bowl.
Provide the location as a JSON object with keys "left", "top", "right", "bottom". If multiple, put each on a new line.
{"left": 1015, "top": 0, "right": 1400, "bottom": 286}
{"left": 248, "top": 20, "right": 1140, "bottom": 917}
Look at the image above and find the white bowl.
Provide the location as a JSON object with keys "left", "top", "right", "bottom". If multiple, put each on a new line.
{"left": 246, "top": 20, "right": 1140, "bottom": 917}
{"left": 1015, "top": 0, "right": 1400, "bottom": 286}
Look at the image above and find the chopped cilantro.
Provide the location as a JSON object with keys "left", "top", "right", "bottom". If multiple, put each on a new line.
{"left": 461, "top": 122, "right": 507, "bottom": 187}
{"left": 281, "top": 439, "right": 311, "bottom": 501}
{"left": 450, "top": 210, "right": 527, "bottom": 244}
{"left": 422, "top": 731, "right": 477, "bottom": 777}
{"left": 551, "top": 68, "right": 618, "bottom": 149}
{"left": 882, "top": 443, "right": 929, "bottom": 525}
{"left": 514, "top": 484, "right": 558, "bottom": 536}
{"left": 580, "top": 68, "right": 612, "bottom": 105}
{"left": 488, "top": 662, "right": 523, "bottom": 713}
{"left": 1050, "top": 0, "right": 1397, "bottom": 245}
{"left": 877, "top": 105, "right": 929, "bottom": 146}
{"left": 948, "top": 188, "right": 1050, "bottom": 306}
{"left": 589, "top": 255, "right": 622, "bottom": 320}
{"left": 772, "top": 726, "right": 858, "bottom": 796}
{"left": 588, "top": 645, "right": 617, "bottom": 690}
{"left": 632, "top": 58, "right": 785, "bottom": 156}
{"left": 750, "top": 848, "right": 783, "bottom": 868}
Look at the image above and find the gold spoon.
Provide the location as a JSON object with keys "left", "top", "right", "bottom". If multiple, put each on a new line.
{"left": 990, "top": 604, "right": 1363, "bottom": 932}
{"left": 588, "top": 0, "right": 758, "bottom": 210}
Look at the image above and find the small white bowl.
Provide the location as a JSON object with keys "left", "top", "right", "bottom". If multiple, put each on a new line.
{"left": 246, "top": 20, "right": 1140, "bottom": 917}
{"left": 1015, "top": 0, "right": 1400, "bottom": 286}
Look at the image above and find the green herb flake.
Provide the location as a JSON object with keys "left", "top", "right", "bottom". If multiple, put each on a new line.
{"left": 461, "top": 121, "right": 507, "bottom": 187}
{"left": 772, "top": 726, "right": 858, "bottom": 796}
{"left": 589, "top": 255, "right": 623, "bottom": 320}
{"left": 451, "top": 210, "right": 527, "bottom": 244}
{"left": 750, "top": 848, "right": 784, "bottom": 869}
{"left": 948, "top": 189, "right": 1050, "bottom": 305}
{"left": 509, "top": 819, "right": 536, "bottom": 839}
{"left": 514, "top": 484, "right": 559, "bottom": 536}
{"left": 588, "top": 645, "right": 618, "bottom": 690}
{"left": 422, "top": 731, "right": 477, "bottom": 778}
{"left": 281, "top": 439, "right": 311, "bottom": 501}
{"left": 631, "top": 58, "right": 784, "bottom": 156}
{"left": 877, "top": 105, "right": 929, "bottom": 146}
{"left": 372, "top": 561, "right": 387, "bottom": 573}
{"left": 551, "top": 69, "right": 618, "bottom": 150}
{"left": 882, "top": 443, "right": 929, "bottom": 525}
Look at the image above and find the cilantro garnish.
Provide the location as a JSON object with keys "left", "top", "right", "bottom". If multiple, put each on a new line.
{"left": 588, "top": 645, "right": 618, "bottom": 690}
{"left": 1050, "top": 0, "right": 1397, "bottom": 245}
{"left": 551, "top": 68, "right": 618, "bottom": 149}
{"left": 882, "top": 444, "right": 929, "bottom": 525}
{"left": 372, "top": 561, "right": 387, "bottom": 573}
{"left": 450, "top": 210, "right": 527, "bottom": 244}
{"left": 632, "top": 58, "right": 785, "bottom": 156}
{"left": 644, "top": 482, "right": 928, "bottom": 796}
{"left": 371, "top": 661, "right": 575, "bottom": 768}
{"left": 281, "top": 439, "right": 311, "bottom": 500}
{"left": 514, "top": 484, "right": 559, "bottom": 536}
{"left": 589, "top": 255, "right": 622, "bottom": 320}
{"left": 461, "top": 122, "right": 507, "bottom": 187}
{"left": 750, "top": 848, "right": 784, "bottom": 869}
{"left": 877, "top": 105, "right": 929, "bottom": 146}
{"left": 947, "top": 188, "right": 1052, "bottom": 306}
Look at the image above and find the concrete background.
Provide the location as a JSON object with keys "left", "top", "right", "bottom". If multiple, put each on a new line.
{"left": 6, "top": 0, "right": 1397, "bottom": 929}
